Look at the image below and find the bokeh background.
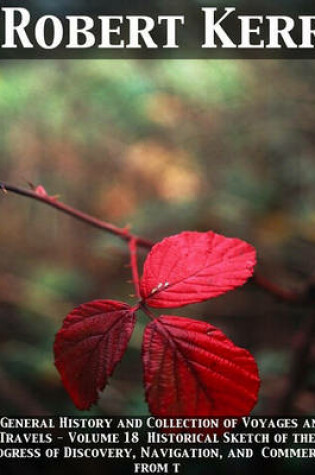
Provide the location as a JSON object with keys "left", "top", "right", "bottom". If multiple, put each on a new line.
{"left": 0, "top": 60, "right": 314, "bottom": 475}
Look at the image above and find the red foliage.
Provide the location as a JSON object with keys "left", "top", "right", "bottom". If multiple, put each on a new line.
{"left": 54, "top": 300, "right": 136, "bottom": 409}
{"left": 140, "top": 231, "right": 256, "bottom": 308}
{"left": 54, "top": 230, "right": 259, "bottom": 416}
{"left": 142, "top": 316, "right": 259, "bottom": 417}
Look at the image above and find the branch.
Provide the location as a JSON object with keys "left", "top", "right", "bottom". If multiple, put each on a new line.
{"left": 278, "top": 310, "right": 315, "bottom": 414}
{"left": 0, "top": 181, "right": 310, "bottom": 304}
{"left": 252, "top": 273, "right": 306, "bottom": 304}
{"left": 0, "top": 182, "right": 153, "bottom": 249}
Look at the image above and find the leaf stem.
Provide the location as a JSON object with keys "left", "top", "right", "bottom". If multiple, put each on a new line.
{"left": 140, "top": 303, "right": 157, "bottom": 321}
{"left": 128, "top": 238, "right": 141, "bottom": 299}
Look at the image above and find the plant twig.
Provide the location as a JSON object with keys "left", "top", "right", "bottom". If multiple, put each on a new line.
{"left": 253, "top": 273, "right": 306, "bottom": 304}
{"left": 278, "top": 310, "right": 315, "bottom": 414}
{"left": 0, "top": 181, "right": 309, "bottom": 305}
{"left": 0, "top": 182, "right": 153, "bottom": 249}
{"left": 128, "top": 238, "right": 141, "bottom": 299}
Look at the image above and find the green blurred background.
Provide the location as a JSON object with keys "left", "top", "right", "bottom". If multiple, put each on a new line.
{"left": 0, "top": 59, "right": 314, "bottom": 421}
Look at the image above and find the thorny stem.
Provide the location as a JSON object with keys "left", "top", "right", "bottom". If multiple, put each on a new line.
{"left": 0, "top": 182, "right": 152, "bottom": 249}
{"left": 128, "top": 238, "right": 141, "bottom": 299}
{"left": 0, "top": 181, "right": 311, "bottom": 304}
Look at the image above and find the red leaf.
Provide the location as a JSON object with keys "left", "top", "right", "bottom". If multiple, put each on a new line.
{"left": 140, "top": 231, "right": 256, "bottom": 308}
{"left": 54, "top": 300, "right": 136, "bottom": 410}
{"left": 142, "top": 316, "right": 259, "bottom": 417}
